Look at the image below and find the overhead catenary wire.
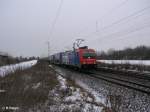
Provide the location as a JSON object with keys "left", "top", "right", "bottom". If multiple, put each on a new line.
{"left": 97, "top": 0, "right": 129, "bottom": 21}
{"left": 75, "top": 0, "right": 129, "bottom": 37}
{"left": 49, "top": 0, "right": 64, "bottom": 38}
{"left": 47, "top": 0, "right": 64, "bottom": 55}
{"left": 90, "top": 15, "right": 150, "bottom": 48}
{"left": 98, "top": 24, "right": 150, "bottom": 46}
{"left": 65, "top": 0, "right": 129, "bottom": 49}
{"left": 82, "top": 5, "right": 150, "bottom": 39}
{"left": 111, "top": 23, "right": 150, "bottom": 41}
{"left": 98, "top": 21, "right": 150, "bottom": 40}
{"left": 100, "top": 5, "right": 150, "bottom": 31}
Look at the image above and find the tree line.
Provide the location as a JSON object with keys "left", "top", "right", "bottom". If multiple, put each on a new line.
{"left": 97, "top": 46, "right": 150, "bottom": 60}
{"left": 0, "top": 55, "right": 39, "bottom": 66}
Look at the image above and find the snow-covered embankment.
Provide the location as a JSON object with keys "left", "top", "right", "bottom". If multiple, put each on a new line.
{"left": 47, "top": 66, "right": 106, "bottom": 112}
{"left": 97, "top": 60, "right": 150, "bottom": 66}
{"left": 0, "top": 60, "right": 37, "bottom": 77}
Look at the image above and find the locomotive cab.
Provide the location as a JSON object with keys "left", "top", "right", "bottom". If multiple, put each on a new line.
{"left": 78, "top": 46, "right": 97, "bottom": 68}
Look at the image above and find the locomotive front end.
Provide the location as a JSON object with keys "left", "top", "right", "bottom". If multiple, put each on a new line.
{"left": 79, "top": 48, "right": 97, "bottom": 68}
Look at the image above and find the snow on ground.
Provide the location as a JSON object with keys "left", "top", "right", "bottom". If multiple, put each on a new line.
{"left": 0, "top": 60, "right": 37, "bottom": 77}
{"left": 57, "top": 75, "right": 103, "bottom": 112}
{"left": 97, "top": 60, "right": 150, "bottom": 66}
{"left": 64, "top": 88, "right": 83, "bottom": 102}
{"left": 1, "top": 106, "right": 19, "bottom": 111}
{"left": 46, "top": 65, "right": 104, "bottom": 112}
{"left": 0, "top": 89, "right": 6, "bottom": 93}
{"left": 76, "top": 80, "right": 106, "bottom": 105}
{"left": 57, "top": 75, "right": 67, "bottom": 90}
{"left": 32, "top": 82, "right": 41, "bottom": 89}
{"left": 48, "top": 66, "right": 150, "bottom": 112}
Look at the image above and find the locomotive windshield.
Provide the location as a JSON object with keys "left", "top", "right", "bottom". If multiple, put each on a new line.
{"left": 83, "top": 51, "right": 96, "bottom": 59}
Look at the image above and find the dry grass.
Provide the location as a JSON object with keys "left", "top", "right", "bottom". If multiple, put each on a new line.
{"left": 0, "top": 60, "right": 58, "bottom": 111}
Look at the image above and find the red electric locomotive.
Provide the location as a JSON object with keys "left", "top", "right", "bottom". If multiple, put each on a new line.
{"left": 77, "top": 46, "right": 97, "bottom": 68}
{"left": 49, "top": 46, "right": 97, "bottom": 69}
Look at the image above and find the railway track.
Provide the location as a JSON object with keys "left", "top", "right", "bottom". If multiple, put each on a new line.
{"left": 53, "top": 65, "right": 150, "bottom": 95}
{"left": 81, "top": 69, "right": 150, "bottom": 95}
{"left": 97, "top": 67, "right": 150, "bottom": 81}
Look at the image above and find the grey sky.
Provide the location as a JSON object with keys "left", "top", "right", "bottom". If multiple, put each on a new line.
{"left": 0, "top": 0, "right": 150, "bottom": 57}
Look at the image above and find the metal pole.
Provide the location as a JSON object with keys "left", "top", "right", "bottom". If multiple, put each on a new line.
{"left": 46, "top": 41, "right": 50, "bottom": 57}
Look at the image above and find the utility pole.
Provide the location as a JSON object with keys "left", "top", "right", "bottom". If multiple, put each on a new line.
{"left": 96, "top": 21, "right": 98, "bottom": 32}
{"left": 73, "top": 42, "right": 76, "bottom": 51}
{"left": 46, "top": 41, "right": 50, "bottom": 57}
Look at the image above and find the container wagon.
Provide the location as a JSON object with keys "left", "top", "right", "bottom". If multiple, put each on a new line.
{"left": 49, "top": 46, "right": 97, "bottom": 69}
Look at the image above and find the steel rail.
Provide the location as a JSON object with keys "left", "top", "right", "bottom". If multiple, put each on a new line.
{"left": 52, "top": 65, "right": 150, "bottom": 95}
{"left": 97, "top": 67, "right": 150, "bottom": 81}
{"left": 92, "top": 71, "right": 150, "bottom": 89}
{"left": 81, "top": 70, "right": 150, "bottom": 95}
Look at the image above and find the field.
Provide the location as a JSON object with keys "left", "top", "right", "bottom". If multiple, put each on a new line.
{"left": 0, "top": 60, "right": 111, "bottom": 112}
{"left": 0, "top": 60, "right": 58, "bottom": 111}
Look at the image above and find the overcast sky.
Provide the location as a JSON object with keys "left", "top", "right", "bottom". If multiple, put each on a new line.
{"left": 0, "top": 0, "right": 150, "bottom": 57}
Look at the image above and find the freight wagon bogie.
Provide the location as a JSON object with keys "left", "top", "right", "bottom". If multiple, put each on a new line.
{"left": 81, "top": 64, "right": 97, "bottom": 69}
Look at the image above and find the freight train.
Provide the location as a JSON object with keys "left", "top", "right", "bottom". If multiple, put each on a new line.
{"left": 49, "top": 46, "right": 97, "bottom": 69}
